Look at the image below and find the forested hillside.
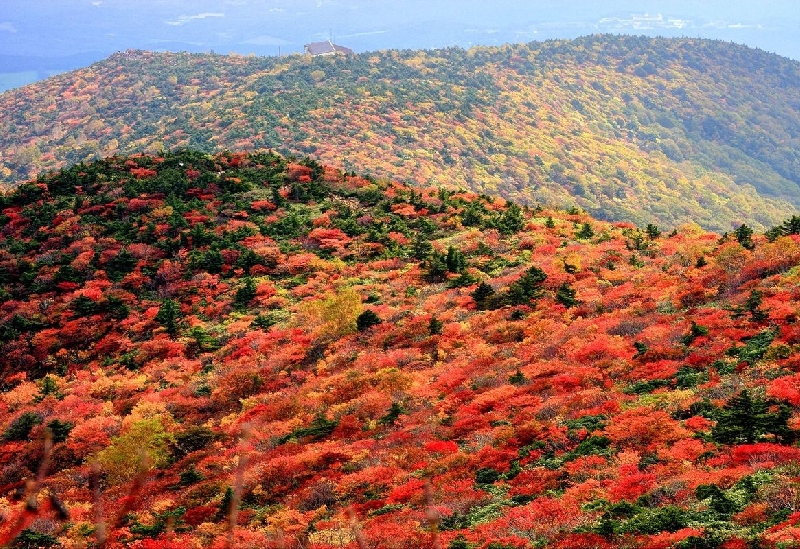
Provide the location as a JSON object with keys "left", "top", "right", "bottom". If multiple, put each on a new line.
{"left": 2, "top": 36, "right": 800, "bottom": 231}
{"left": 3, "top": 150, "right": 800, "bottom": 548}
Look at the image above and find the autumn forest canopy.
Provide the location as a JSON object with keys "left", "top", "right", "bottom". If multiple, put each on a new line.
{"left": 4, "top": 34, "right": 800, "bottom": 549}
{"left": 2, "top": 35, "right": 800, "bottom": 232}
{"left": 3, "top": 147, "right": 800, "bottom": 548}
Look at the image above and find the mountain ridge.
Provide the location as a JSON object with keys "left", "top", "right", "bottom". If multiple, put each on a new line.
{"left": 3, "top": 35, "right": 800, "bottom": 232}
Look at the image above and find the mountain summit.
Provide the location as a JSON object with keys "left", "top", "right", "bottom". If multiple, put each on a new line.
{"left": 2, "top": 36, "right": 800, "bottom": 231}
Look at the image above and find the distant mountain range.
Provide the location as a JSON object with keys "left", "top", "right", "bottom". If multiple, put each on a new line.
{"left": 2, "top": 35, "right": 800, "bottom": 231}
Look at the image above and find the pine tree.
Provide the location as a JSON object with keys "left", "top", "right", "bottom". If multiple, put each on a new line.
{"left": 555, "top": 282, "right": 579, "bottom": 308}
{"left": 356, "top": 310, "right": 381, "bottom": 332}
{"left": 734, "top": 224, "right": 755, "bottom": 250}
{"left": 497, "top": 202, "right": 524, "bottom": 235}
{"left": 155, "top": 299, "right": 181, "bottom": 337}
{"left": 379, "top": 402, "right": 405, "bottom": 426}
{"left": 413, "top": 233, "right": 433, "bottom": 260}
{"left": 645, "top": 223, "right": 661, "bottom": 240}
{"left": 507, "top": 266, "right": 547, "bottom": 305}
{"left": 429, "top": 314, "right": 443, "bottom": 335}
{"left": 711, "top": 390, "right": 792, "bottom": 444}
{"left": 744, "top": 289, "right": 769, "bottom": 322}
{"left": 508, "top": 368, "right": 527, "bottom": 385}
{"left": 681, "top": 321, "right": 709, "bottom": 346}
{"left": 233, "top": 277, "right": 257, "bottom": 309}
{"left": 461, "top": 202, "right": 484, "bottom": 227}
{"left": 471, "top": 281, "right": 496, "bottom": 310}
{"left": 426, "top": 251, "right": 448, "bottom": 281}
{"left": 446, "top": 245, "right": 467, "bottom": 273}
{"left": 781, "top": 215, "right": 800, "bottom": 235}
{"left": 576, "top": 222, "right": 594, "bottom": 239}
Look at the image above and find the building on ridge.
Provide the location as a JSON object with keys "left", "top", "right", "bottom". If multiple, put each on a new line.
{"left": 304, "top": 40, "right": 353, "bottom": 57}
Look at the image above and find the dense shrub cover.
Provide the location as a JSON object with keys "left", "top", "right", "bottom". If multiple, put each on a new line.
{"left": 2, "top": 150, "right": 800, "bottom": 547}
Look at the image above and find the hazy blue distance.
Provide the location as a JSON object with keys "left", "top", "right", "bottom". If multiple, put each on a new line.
{"left": 1, "top": 0, "right": 799, "bottom": 92}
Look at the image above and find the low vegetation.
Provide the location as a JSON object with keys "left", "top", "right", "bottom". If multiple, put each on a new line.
{"left": 2, "top": 150, "right": 800, "bottom": 547}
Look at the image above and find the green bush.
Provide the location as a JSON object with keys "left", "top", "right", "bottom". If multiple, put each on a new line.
{"left": 379, "top": 402, "right": 405, "bottom": 426}
{"left": 95, "top": 417, "right": 175, "bottom": 484}
{"left": 475, "top": 467, "right": 501, "bottom": 485}
{"left": 356, "top": 309, "right": 381, "bottom": 331}
{"left": 618, "top": 505, "right": 694, "bottom": 535}
{"left": 3, "top": 411, "right": 43, "bottom": 441}
{"left": 507, "top": 266, "right": 547, "bottom": 305}
{"left": 172, "top": 425, "right": 217, "bottom": 459}
{"left": 711, "top": 389, "right": 792, "bottom": 444}
{"left": 277, "top": 415, "right": 338, "bottom": 444}
{"left": 11, "top": 530, "right": 60, "bottom": 548}
{"left": 46, "top": 419, "right": 74, "bottom": 443}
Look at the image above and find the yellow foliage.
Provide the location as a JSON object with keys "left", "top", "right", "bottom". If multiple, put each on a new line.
{"left": 373, "top": 367, "right": 412, "bottom": 395}
{"left": 95, "top": 416, "right": 174, "bottom": 485}
{"left": 308, "top": 526, "right": 356, "bottom": 546}
{"left": 296, "top": 286, "right": 363, "bottom": 339}
{"left": 150, "top": 205, "right": 174, "bottom": 219}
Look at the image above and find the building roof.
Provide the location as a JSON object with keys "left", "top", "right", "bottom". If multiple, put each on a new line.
{"left": 304, "top": 41, "right": 353, "bottom": 56}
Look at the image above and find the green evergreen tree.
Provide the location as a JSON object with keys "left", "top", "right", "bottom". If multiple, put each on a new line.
{"left": 71, "top": 295, "right": 99, "bottom": 316}
{"left": 508, "top": 368, "right": 527, "bottom": 385}
{"left": 448, "top": 535, "right": 471, "bottom": 549}
{"left": 694, "top": 484, "right": 737, "bottom": 516}
{"left": 106, "top": 248, "right": 138, "bottom": 282}
{"left": 645, "top": 223, "right": 661, "bottom": 240}
{"left": 356, "top": 309, "right": 381, "bottom": 331}
{"left": 412, "top": 233, "right": 433, "bottom": 260}
{"left": 379, "top": 402, "right": 405, "bottom": 426}
{"left": 11, "top": 530, "right": 60, "bottom": 548}
{"left": 429, "top": 315, "right": 443, "bottom": 336}
{"left": 3, "top": 411, "right": 43, "bottom": 441}
{"left": 734, "top": 224, "right": 755, "bottom": 250}
{"left": 711, "top": 390, "right": 792, "bottom": 444}
{"left": 507, "top": 266, "right": 547, "bottom": 305}
{"left": 563, "top": 259, "right": 579, "bottom": 274}
{"left": 633, "top": 341, "right": 648, "bottom": 358}
{"left": 155, "top": 299, "right": 181, "bottom": 337}
{"left": 233, "top": 277, "right": 257, "bottom": 309}
{"left": 766, "top": 214, "right": 800, "bottom": 241}
{"left": 744, "top": 289, "right": 769, "bottom": 322}
{"left": 36, "top": 375, "right": 62, "bottom": 401}
{"left": 555, "top": 282, "right": 579, "bottom": 308}
{"left": 576, "top": 222, "right": 595, "bottom": 239}
{"left": 446, "top": 245, "right": 467, "bottom": 273}
{"left": 425, "top": 251, "right": 448, "bottom": 281}
{"left": 46, "top": 419, "right": 73, "bottom": 443}
{"left": 681, "top": 321, "right": 709, "bottom": 346}
{"left": 471, "top": 281, "right": 496, "bottom": 310}
{"left": 461, "top": 202, "right": 484, "bottom": 227}
{"left": 447, "top": 271, "right": 478, "bottom": 288}
{"left": 217, "top": 487, "right": 234, "bottom": 520}
{"left": 545, "top": 216, "right": 556, "bottom": 229}
{"left": 179, "top": 464, "right": 205, "bottom": 486}
{"left": 497, "top": 202, "right": 524, "bottom": 235}
{"left": 781, "top": 215, "right": 800, "bottom": 235}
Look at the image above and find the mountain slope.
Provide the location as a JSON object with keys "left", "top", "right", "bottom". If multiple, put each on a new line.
{"left": 3, "top": 150, "right": 800, "bottom": 548}
{"left": 2, "top": 36, "right": 800, "bottom": 231}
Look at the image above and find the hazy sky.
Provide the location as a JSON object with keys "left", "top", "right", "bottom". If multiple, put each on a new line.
{"left": 2, "top": 0, "right": 799, "bottom": 61}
